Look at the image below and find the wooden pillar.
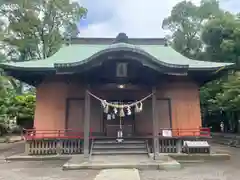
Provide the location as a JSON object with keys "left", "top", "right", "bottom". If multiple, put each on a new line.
{"left": 152, "top": 87, "right": 159, "bottom": 159}
{"left": 84, "top": 89, "right": 90, "bottom": 158}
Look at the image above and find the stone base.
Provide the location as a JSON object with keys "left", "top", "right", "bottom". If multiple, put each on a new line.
{"left": 5, "top": 154, "right": 72, "bottom": 161}
{"left": 168, "top": 153, "right": 231, "bottom": 163}
{"left": 62, "top": 161, "right": 181, "bottom": 170}
{"left": 62, "top": 154, "right": 181, "bottom": 170}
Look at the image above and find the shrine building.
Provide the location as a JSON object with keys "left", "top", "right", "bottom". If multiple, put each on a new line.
{"left": 0, "top": 33, "right": 233, "bottom": 158}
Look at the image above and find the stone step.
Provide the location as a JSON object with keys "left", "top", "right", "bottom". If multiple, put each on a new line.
{"left": 93, "top": 144, "right": 146, "bottom": 149}
{"left": 63, "top": 160, "right": 181, "bottom": 170}
{"left": 92, "top": 147, "right": 147, "bottom": 152}
{"left": 92, "top": 149, "right": 148, "bottom": 155}
{"left": 94, "top": 140, "right": 145, "bottom": 145}
{"left": 91, "top": 139, "right": 148, "bottom": 155}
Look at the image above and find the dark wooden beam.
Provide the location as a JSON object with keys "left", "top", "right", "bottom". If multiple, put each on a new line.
{"left": 152, "top": 87, "right": 159, "bottom": 159}
{"left": 83, "top": 87, "right": 91, "bottom": 158}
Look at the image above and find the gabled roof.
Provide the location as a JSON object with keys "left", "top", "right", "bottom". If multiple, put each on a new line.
{"left": 0, "top": 33, "right": 234, "bottom": 73}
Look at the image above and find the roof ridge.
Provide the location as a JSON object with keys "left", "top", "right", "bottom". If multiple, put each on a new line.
{"left": 69, "top": 37, "right": 167, "bottom": 45}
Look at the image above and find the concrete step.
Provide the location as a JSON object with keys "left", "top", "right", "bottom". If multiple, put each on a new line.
{"left": 92, "top": 149, "right": 148, "bottom": 155}
{"left": 93, "top": 144, "right": 146, "bottom": 149}
{"left": 62, "top": 160, "right": 181, "bottom": 170}
{"left": 91, "top": 139, "right": 148, "bottom": 155}
{"left": 92, "top": 148, "right": 147, "bottom": 152}
{"left": 94, "top": 140, "right": 145, "bottom": 145}
{"left": 92, "top": 147, "right": 147, "bottom": 152}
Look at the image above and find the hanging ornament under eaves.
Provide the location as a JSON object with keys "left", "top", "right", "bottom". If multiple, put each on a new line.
{"left": 135, "top": 103, "right": 140, "bottom": 113}
{"left": 87, "top": 90, "right": 153, "bottom": 116}
{"left": 119, "top": 107, "right": 125, "bottom": 117}
{"left": 107, "top": 114, "right": 111, "bottom": 120}
{"left": 104, "top": 106, "right": 109, "bottom": 113}
{"left": 101, "top": 100, "right": 109, "bottom": 113}
{"left": 112, "top": 113, "right": 115, "bottom": 119}
{"left": 135, "top": 102, "right": 143, "bottom": 113}
{"left": 113, "top": 107, "right": 118, "bottom": 114}
{"left": 139, "top": 102, "right": 143, "bottom": 112}
{"left": 101, "top": 100, "right": 107, "bottom": 108}
{"left": 127, "top": 106, "right": 131, "bottom": 115}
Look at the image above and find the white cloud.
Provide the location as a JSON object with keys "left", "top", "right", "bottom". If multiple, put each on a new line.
{"left": 75, "top": 0, "right": 239, "bottom": 38}
{"left": 221, "top": 0, "right": 240, "bottom": 13}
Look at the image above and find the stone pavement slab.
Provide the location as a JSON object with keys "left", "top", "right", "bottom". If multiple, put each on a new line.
{"left": 63, "top": 154, "right": 181, "bottom": 170}
{"left": 6, "top": 153, "right": 72, "bottom": 161}
{"left": 94, "top": 169, "right": 140, "bottom": 180}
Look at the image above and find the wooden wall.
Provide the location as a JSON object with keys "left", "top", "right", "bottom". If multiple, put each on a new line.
{"left": 33, "top": 76, "right": 202, "bottom": 136}
{"left": 156, "top": 79, "right": 202, "bottom": 135}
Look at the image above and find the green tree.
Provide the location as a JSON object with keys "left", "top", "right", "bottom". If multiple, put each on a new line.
{"left": 0, "top": 0, "right": 87, "bottom": 133}
{"left": 162, "top": 0, "right": 222, "bottom": 59}
{"left": 163, "top": 0, "right": 240, "bottom": 132}
{"left": 200, "top": 12, "right": 240, "bottom": 131}
{"left": 1, "top": 0, "right": 87, "bottom": 60}
{"left": 202, "top": 12, "right": 240, "bottom": 66}
{"left": 0, "top": 54, "right": 14, "bottom": 94}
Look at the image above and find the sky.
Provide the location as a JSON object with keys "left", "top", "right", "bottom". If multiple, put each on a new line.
{"left": 74, "top": 0, "right": 240, "bottom": 38}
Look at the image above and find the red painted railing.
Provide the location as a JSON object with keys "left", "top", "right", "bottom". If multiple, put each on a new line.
{"left": 23, "top": 127, "right": 210, "bottom": 140}
{"left": 23, "top": 128, "right": 93, "bottom": 140}
{"left": 158, "top": 127, "right": 211, "bottom": 137}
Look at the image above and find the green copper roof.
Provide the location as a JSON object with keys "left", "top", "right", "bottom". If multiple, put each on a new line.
{"left": 0, "top": 42, "right": 233, "bottom": 71}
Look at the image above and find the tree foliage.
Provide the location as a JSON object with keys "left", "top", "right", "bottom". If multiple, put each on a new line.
{"left": 163, "top": 0, "right": 240, "bottom": 132}
{"left": 162, "top": 0, "right": 222, "bottom": 59}
{"left": 202, "top": 12, "right": 240, "bottom": 66}
{"left": 0, "top": 90, "right": 35, "bottom": 121}
{"left": 0, "top": 0, "right": 87, "bottom": 133}
{"left": 0, "top": 0, "right": 87, "bottom": 60}
{"left": 216, "top": 75, "right": 240, "bottom": 112}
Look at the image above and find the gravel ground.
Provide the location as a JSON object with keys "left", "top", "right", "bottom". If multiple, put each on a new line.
{"left": 0, "top": 142, "right": 239, "bottom": 180}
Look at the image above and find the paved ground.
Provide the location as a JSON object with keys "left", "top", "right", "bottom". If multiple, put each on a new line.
{"left": 0, "top": 142, "right": 239, "bottom": 180}
{"left": 94, "top": 169, "right": 140, "bottom": 180}
{"left": 141, "top": 143, "right": 240, "bottom": 180}
{"left": 0, "top": 160, "right": 98, "bottom": 180}
{"left": 0, "top": 141, "right": 25, "bottom": 158}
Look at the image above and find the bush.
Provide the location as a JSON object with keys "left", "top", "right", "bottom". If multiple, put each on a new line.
{"left": 0, "top": 90, "right": 36, "bottom": 134}
{"left": 0, "top": 123, "right": 8, "bottom": 136}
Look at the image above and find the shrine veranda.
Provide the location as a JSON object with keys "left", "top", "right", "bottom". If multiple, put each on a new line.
{"left": 0, "top": 33, "right": 234, "bottom": 157}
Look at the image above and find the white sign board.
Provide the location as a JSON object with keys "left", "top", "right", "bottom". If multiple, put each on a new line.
{"left": 162, "top": 130, "right": 172, "bottom": 137}
{"left": 184, "top": 141, "right": 209, "bottom": 147}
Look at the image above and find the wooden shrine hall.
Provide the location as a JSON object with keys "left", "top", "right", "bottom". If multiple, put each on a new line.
{"left": 0, "top": 33, "right": 233, "bottom": 158}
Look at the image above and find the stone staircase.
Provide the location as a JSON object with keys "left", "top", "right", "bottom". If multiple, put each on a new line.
{"left": 91, "top": 139, "right": 148, "bottom": 155}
